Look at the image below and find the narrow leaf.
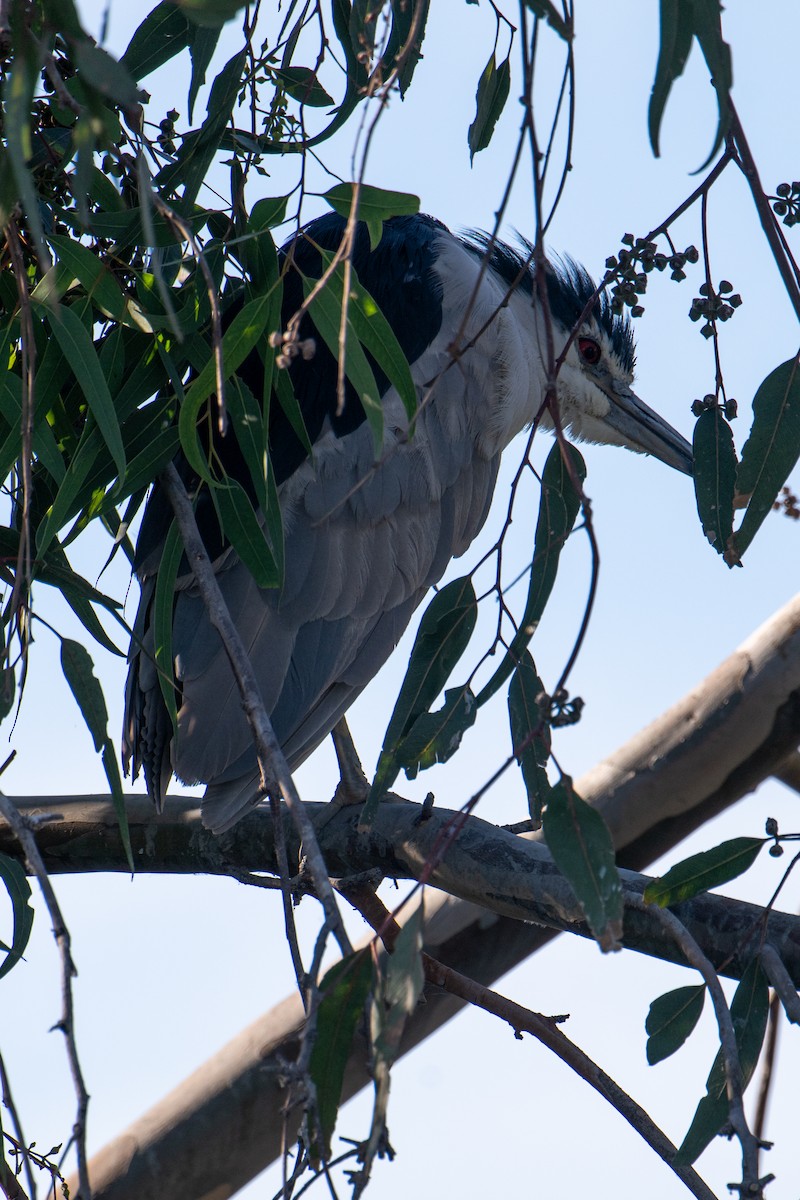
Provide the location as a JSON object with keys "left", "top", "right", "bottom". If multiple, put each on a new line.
{"left": 365, "top": 577, "right": 477, "bottom": 820}
{"left": 648, "top": 0, "right": 693, "bottom": 156}
{"left": 646, "top": 985, "right": 705, "bottom": 1065}
{"left": 46, "top": 305, "right": 126, "bottom": 478}
{"left": 347, "top": 279, "right": 417, "bottom": 422}
{"left": 543, "top": 779, "right": 623, "bottom": 951}
{"left": 675, "top": 959, "right": 769, "bottom": 1164}
{"left": 643, "top": 837, "right": 764, "bottom": 907}
{"left": 214, "top": 479, "right": 279, "bottom": 589}
{"left": 120, "top": 2, "right": 192, "bottom": 79}
{"left": 508, "top": 652, "right": 552, "bottom": 827}
{"left": 692, "top": 407, "right": 736, "bottom": 559}
{"left": 322, "top": 183, "right": 420, "bottom": 250}
{"left": 60, "top": 638, "right": 111, "bottom": 752}
{"left": 395, "top": 685, "right": 477, "bottom": 778}
{"left": 153, "top": 521, "right": 183, "bottom": 738}
{"left": 303, "top": 271, "right": 384, "bottom": 452}
{"left": 275, "top": 67, "right": 334, "bottom": 108}
{"left": 179, "top": 291, "right": 274, "bottom": 482}
{"left": 468, "top": 52, "right": 511, "bottom": 163}
{"left": 0, "top": 852, "right": 34, "bottom": 982}
{"left": 477, "top": 441, "right": 586, "bottom": 707}
{"left": 188, "top": 23, "right": 221, "bottom": 122}
{"left": 733, "top": 356, "right": 800, "bottom": 558}
{"left": 309, "top": 950, "right": 374, "bottom": 1157}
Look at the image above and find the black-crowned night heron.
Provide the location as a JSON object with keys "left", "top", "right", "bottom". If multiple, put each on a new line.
{"left": 123, "top": 213, "right": 692, "bottom": 833}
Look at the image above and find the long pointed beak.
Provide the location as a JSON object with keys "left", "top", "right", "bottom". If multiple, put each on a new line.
{"left": 602, "top": 378, "right": 693, "bottom": 476}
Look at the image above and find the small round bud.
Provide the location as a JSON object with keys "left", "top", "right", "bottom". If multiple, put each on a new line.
{"left": 765, "top": 816, "right": 779, "bottom": 837}
{"left": 769, "top": 843, "right": 785, "bottom": 857}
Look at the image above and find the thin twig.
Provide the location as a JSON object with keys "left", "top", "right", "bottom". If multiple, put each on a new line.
{"left": 0, "top": 1051, "right": 34, "bottom": 1200}
{"left": 0, "top": 795, "right": 91, "bottom": 1200}
{"left": 752, "top": 992, "right": 780, "bottom": 1150}
{"left": 159, "top": 464, "right": 352, "bottom": 959}
{"left": 728, "top": 102, "right": 800, "bottom": 323}
{"left": 759, "top": 944, "right": 800, "bottom": 1025}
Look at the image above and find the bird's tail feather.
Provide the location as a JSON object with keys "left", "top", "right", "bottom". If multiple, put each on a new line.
{"left": 202, "top": 773, "right": 264, "bottom": 835}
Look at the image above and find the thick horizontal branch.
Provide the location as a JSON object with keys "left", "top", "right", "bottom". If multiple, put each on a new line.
{"left": 46, "top": 592, "right": 800, "bottom": 1199}
{"left": 4, "top": 794, "right": 799, "bottom": 985}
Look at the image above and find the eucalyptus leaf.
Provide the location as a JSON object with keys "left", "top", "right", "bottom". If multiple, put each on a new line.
{"left": 0, "top": 852, "right": 34, "bottom": 982}
{"left": 366, "top": 576, "right": 477, "bottom": 821}
{"left": 645, "top": 985, "right": 706, "bottom": 1065}
{"left": 543, "top": 779, "right": 623, "bottom": 952}
{"left": 643, "top": 837, "right": 764, "bottom": 907}
{"left": 508, "top": 652, "right": 552, "bottom": 826}
{"left": 396, "top": 685, "right": 477, "bottom": 778}
{"left": 692, "top": 406, "right": 736, "bottom": 559}
{"left": 309, "top": 950, "right": 374, "bottom": 1158}
{"left": 675, "top": 959, "right": 769, "bottom": 1165}
{"left": 733, "top": 357, "right": 800, "bottom": 558}
{"left": 468, "top": 52, "right": 511, "bottom": 163}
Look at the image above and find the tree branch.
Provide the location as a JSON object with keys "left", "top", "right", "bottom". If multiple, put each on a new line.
{"left": 55, "top": 591, "right": 800, "bottom": 1200}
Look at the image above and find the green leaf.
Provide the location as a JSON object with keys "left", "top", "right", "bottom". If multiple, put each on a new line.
{"left": 309, "top": 950, "right": 374, "bottom": 1157}
{"left": 250, "top": 195, "right": 290, "bottom": 231}
{"left": 477, "top": 441, "right": 586, "bottom": 706}
{"left": 648, "top": 0, "right": 731, "bottom": 168}
{"left": 733, "top": 357, "right": 800, "bottom": 558}
{"left": 522, "top": 0, "right": 572, "bottom": 40}
{"left": 0, "top": 852, "right": 34, "bottom": 982}
{"left": 154, "top": 47, "right": 247, "bottom": 207}
{"left": 646, "top": 985, "right": 706, "bottom": 1065}
{"left": 365, "top": 904, "right": 425, "bottom": 1173}
{"left": 59, "top": 638, "right": 133, "bottom": 871}
{"left": 60, "top": 638, "right": 112, "bottom": 752}
{"left": 675, "top": 959, "right": 769, "bottom": 1165}
{"left": 120, "top": 2, "right": 192, "bottom": 80}
{"left": 303, "top": 269, "right": 383, "bottom": 452}
{"left": 692, "top": 407, "right": 737, "bottom": 559}
{"left": 45, "top": 305, "right": 126, "bottom": 479}
{"left": 347, "top": 278, "right": 417, "bottom": 422}
{"left": 468, "top": 52, "right": 511, "bottom": 164}
{"left": 508, "top": 651, "right": 552, "bottom": 827}
{"left": 176, "top": 0, "right": 247, "bottom": 28}
{"left": 385, "top": 0, "right": 429, "bottom": 95}
{"left": 3, "top": 30, "right": 49, "bottom": 265}
{"left": 691, "top": 0, "right": 733, "bottom": 168}
{"left": 365, "top": 576, "right": 477, "bottom": 821}
{"left": 188, "top": 23, "right": 221, "bottom": 122}
{"left": 0, "top": 668, "right": 15, "bottom": 724}
{"left": 46, "top": 235, "right": 141, "bottom": 327}
{"left": 179, "top": 291, "right": 275, "bottom": 482}
{"left": 275, "top": 67, "right": 334, "bottom": 108}
{"left": 648, "top": 0, "right": 693, "bottom": 157}
{"left": 395, "top": 685, "right": 477, "bottom": 778}
{"left": 543, "top": 779, "right": 623, "bottom": 952}
{"left": 643, "top": 837, "right": 764, "bottom": 907}
{"left": 321, "top": 183, "right": 420, "bottom": 250}
{"left": 153, "top": 521, "right": 183, "bottom": 740}
{"left": 73, "top": 40, "right": 145, "bottom": 108}
{"left": 214, "top": 479, "right": 279, "bottom": 589}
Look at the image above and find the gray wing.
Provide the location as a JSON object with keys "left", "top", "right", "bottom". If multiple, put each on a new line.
{"left": 125, "top": 218, "right": 533, "bottom": 834}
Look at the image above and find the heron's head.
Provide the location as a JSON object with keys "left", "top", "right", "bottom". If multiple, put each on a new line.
{"left": 464, "top": 234, "right": 693, "bottom": 476}
{"left": 546, "top": 259, "right": 692, "bottom": 475}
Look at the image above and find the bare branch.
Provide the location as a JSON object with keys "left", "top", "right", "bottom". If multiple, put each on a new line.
{"left": 0, "top": 795, "right": 91, "bottom": 1200}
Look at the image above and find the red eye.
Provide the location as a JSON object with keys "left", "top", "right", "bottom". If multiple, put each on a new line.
{"left": 578, "top": 337, "right": 601, "bottom": 365}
